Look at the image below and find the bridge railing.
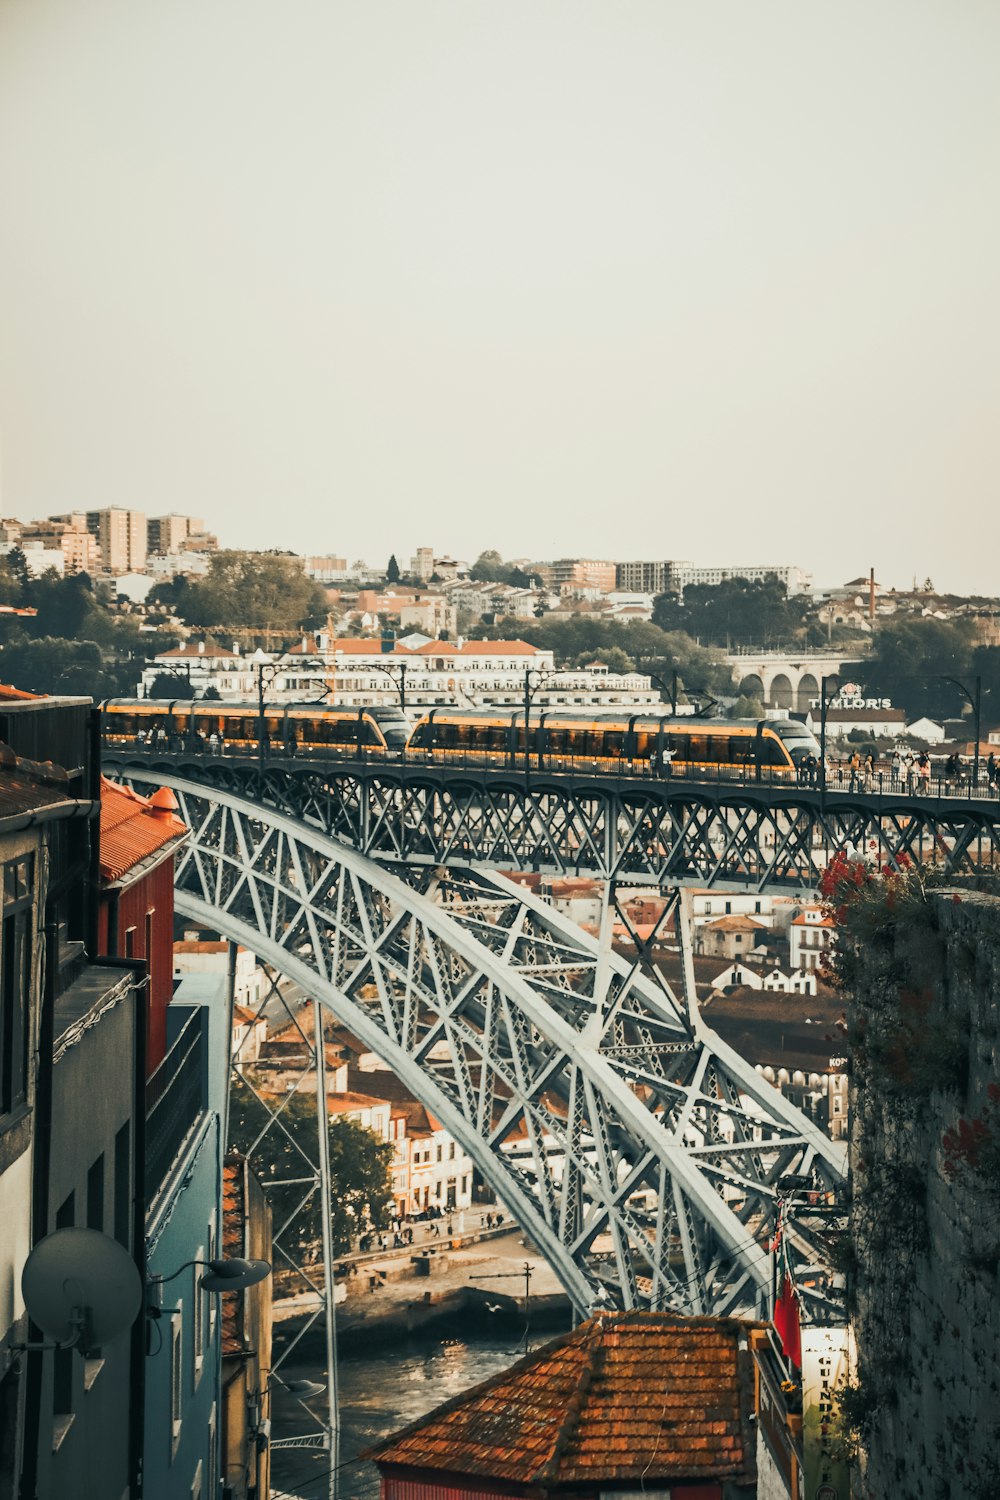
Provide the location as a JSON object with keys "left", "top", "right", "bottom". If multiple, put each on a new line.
{"left": 102, "top": 732, "right": 1000, "bottom": 803}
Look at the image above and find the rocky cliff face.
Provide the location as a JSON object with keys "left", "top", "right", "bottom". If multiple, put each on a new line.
{"left": 847, "top": 889, "right": 1000, "bottom": 1500}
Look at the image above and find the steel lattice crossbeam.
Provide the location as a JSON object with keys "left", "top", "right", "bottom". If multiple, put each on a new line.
{"left": 116, "top": 771, "right": 845, "bottom": 1320}
{"left": 105, "top": 753, "right": 1000, "bottom": 892}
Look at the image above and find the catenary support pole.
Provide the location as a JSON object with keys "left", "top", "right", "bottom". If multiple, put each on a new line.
{"left": 312, "top": 998, "right": 340, "bottom": 1500}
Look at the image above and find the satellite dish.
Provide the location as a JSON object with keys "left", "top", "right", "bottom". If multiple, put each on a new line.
{"left": 22, "top": 1229, "right": 142, "bottom": 1350}
{"left": 200, "top": 1257, "right": 271, "bottom": 1292}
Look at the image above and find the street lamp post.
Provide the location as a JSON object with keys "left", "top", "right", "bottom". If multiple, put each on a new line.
{"left": 939, "top": 674, "right": 982, "bottom": 791}
{"left": 819, "top": 675, "right": 839, "bottom": 804}
{"left": 368, "top": 660, "right": 408, "bottom": 710}
{"left": 522, "top": 668, "right": 550, "bottom": 784}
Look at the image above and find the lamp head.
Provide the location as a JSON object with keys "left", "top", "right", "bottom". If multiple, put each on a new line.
{"left": 199, "top": 1257, "right": 271, "bottom": 1292}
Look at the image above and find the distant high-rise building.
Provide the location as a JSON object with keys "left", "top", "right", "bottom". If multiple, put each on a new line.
{"left": 547, "top": 559, "right": 617, "bottom": 593}
{"left": 147, "top": 512, "right": 206, "bottom": 555}
{"left": 87, "top": 507, "right": 147, "bottom": 573}
{"left": 671, "top": 563, "right": 811, "bottom": 596}
{"left": 410, "top": 546, "right": 435, "bottom": 581}
{"left": 616, "top": 560, "right": 671, "bottom": 594}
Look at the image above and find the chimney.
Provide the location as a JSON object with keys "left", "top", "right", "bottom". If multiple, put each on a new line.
{"left": 198, "top": 639, "right": 205, "bottom": 654}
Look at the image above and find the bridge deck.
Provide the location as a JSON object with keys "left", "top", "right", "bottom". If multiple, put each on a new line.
{"left": 105, "top": 746, "right": 1000, "bottom": 891}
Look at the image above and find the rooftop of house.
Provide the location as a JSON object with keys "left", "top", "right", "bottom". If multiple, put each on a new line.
{"left": 705, "top": 914, "right": 766, "bottom": 933}
{"left": 347, "top": 1068, "right": 444, "bottom": 1133}
{"left": 99, "top": 777, "right": 188, "bottom": 884}
{"left": 220, "top": 1156, "right": 245, "bottom": 1357}
{"left": 367, "top": 1312, "right": 759, "bottom": 1489}
{"left": 154, "top": 638, "right": 237, "bottom": 660}
{"left": 326, "top": 1090, "right": 392, "bottom": 1115}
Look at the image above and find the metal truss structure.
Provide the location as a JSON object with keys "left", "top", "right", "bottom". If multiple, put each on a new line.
{"left": 105, "top": 751, "right": 1000, "bottom": 891}
{"left": 119, "top": 770, "right": 846, "bottom": 1323}
{"left": 228, "top": 965, "right": 339, "bottom": 1485}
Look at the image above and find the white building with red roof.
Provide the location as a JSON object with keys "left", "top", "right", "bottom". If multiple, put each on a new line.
{"left": 789, "top": 905, "right": 836, "bottom": 972}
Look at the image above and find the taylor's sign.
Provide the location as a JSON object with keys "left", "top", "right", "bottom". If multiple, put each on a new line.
{"left": 810, "top": 692, "right": 892, "bottom": 711}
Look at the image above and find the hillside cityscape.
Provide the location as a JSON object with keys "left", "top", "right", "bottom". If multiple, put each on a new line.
{"left": 0, "top": 508, "right": 998, "bottom": 763}
{"left": 2, "top": 3, "right": 998, "bottom": 1497}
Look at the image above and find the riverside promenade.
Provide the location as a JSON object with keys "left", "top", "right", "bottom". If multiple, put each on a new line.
{"left": 274, "top": 1225, "right": 570, "bottom": 1351}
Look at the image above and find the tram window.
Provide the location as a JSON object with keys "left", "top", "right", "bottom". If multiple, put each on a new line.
{"left": 688, "top": 736, "right": 709, "bottom": 762}
{"left": 603, "top": 730, "right": 624, "bottom": 756}
{"left": 762, "top": 737, "right": 790, "bottom": 767}
{"left": 728, "top": 736, "right": 753, "bottom": 764}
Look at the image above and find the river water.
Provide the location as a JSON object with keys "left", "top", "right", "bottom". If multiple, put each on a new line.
{"left": 270, "top": 1329, "right": 530, "bottom": 1500}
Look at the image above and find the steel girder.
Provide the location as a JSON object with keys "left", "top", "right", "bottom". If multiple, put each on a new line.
{"left": 104, "top": 752, "right": 1000, "bottom": 892}
{"left": 117, "top": 771, "right": 845, "bottom": 1319}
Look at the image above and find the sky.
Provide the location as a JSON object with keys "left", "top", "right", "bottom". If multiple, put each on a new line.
{"left": 0, "top": 1, "right": 998, "bottom": 594}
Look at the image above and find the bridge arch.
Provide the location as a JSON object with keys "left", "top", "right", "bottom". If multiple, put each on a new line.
{"left": 737, "top": 673, "right": 765, "bottom": 704}
{"left": 769, "top": 672, "right": 794, "bottom": 710}
{"left": 797, "top": 672, "right": 819, "bottom": 713}
{"left": 122, "top": 771, "right": 844, "bottom": 1318}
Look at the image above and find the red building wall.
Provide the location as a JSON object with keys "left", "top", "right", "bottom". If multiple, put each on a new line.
{"left": 382, "top": 1479, "right": 723, "bottom": 1500}
{"left": 97, "top": 857, "right": 176, "bottom": 1074}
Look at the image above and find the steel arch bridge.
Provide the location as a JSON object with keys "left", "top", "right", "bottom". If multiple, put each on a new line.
{"left": 118, "top": 770, "right": 845, "bottom": 1322}
{"left": 105, "top": 749, "right": 1000, "bottom": 891}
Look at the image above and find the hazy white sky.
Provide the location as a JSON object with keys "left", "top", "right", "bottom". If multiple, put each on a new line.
{"left": 1, "top": 1, "right": 998, "bottom": 592}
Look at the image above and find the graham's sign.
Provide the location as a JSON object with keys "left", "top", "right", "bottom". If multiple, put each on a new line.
{"left": 809, "top": 683, "right": 893, "bottom": 712}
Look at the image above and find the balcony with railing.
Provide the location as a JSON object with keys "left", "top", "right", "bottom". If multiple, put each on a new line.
{"left": 146, "top": 1006, "right": 208, "bottom": 1204}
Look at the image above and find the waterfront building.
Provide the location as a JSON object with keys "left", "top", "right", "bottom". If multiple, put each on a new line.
{"left": 0, "top": 690, "right": 114, "bottom": 1498}
{"left": 97, "top": 777, "right": 188, "bottom": 1069}
{"left": 143, "top": 971, "right": 232, "bottom": 1500}
{"left": 367, "top": 1312, "right": 760, "bottom": 1499}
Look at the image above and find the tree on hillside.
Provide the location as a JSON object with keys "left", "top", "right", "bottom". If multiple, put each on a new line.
{"left": 5, "top": 549, "right": 30, "bottom": 603}
{"left": 574, "top": 646, "right": 635, "bottom": 674}
{"left": 24, "top": 569, "right": 97, "bottom": 639}
{"left": 386, "top": 553, "right": 401, "bottom": 583}
{"left": 146, "top": 673, "right": 197, "bottom": 701}
{"left": 864, "top": 618, "right": 977, "bottom": 722}
{"left": 652, "top": 576, "right": 810, "bottom": 649}
{"left": 0, "top": 636, "right": 115, "bottom": 697}
{"left": 469, "top": 615, "right": 730, "bottom": 699}
{"left": 729, "top": 693, "right": 766, "bottom": 719}
{"left": 228, "top": 1086, "right": 393, "bottom": 1258}
{"left": 171, "top": 552, "right": 328, "bottom": 633}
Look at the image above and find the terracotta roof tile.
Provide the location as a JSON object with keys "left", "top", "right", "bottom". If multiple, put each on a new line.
{"left": 221, "top": 1155, "right": 245, "bottom": 1356}
{"left": 99, "top": 777, "right": 188, "bottom": 883}
{"left": 367, "top": 1313, "right": 760, "bottom": 1487}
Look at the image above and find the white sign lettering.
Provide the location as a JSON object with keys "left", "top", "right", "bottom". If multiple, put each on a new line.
{"left": 809, "top": 696, "right": 892, "bottom": 711}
